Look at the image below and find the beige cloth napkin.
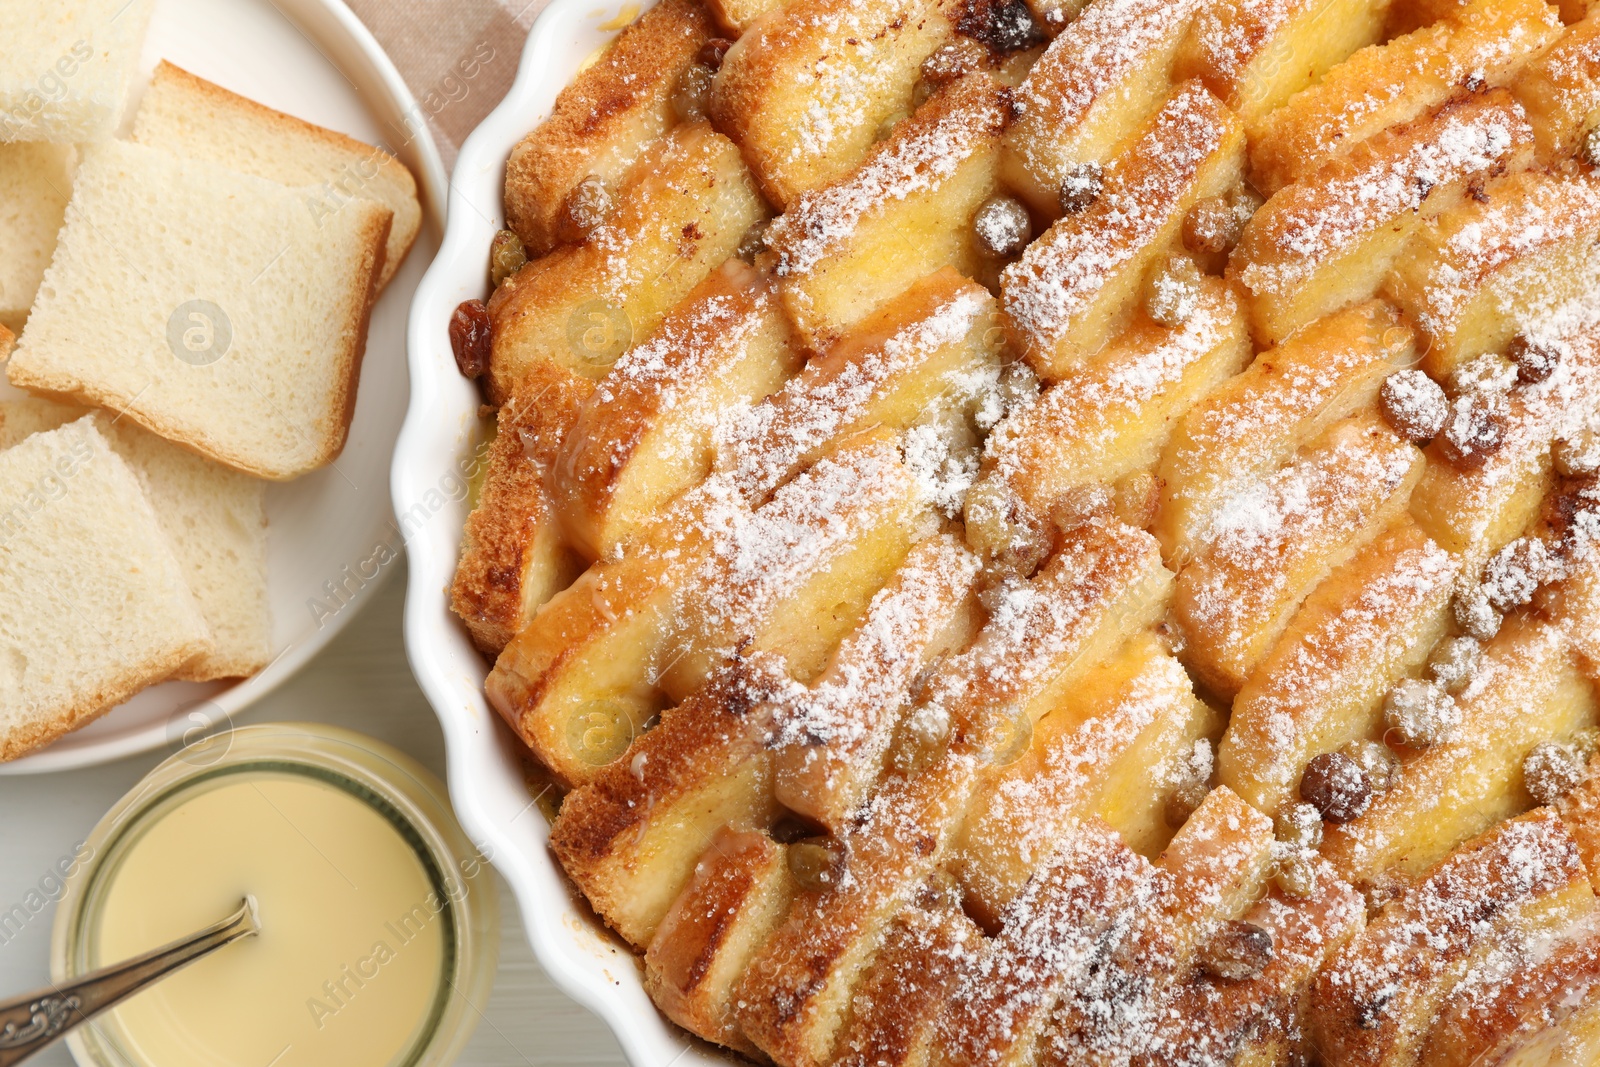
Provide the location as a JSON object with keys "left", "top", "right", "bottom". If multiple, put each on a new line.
{"left": 345, "top": 0, "right": 549, "bottom": 168}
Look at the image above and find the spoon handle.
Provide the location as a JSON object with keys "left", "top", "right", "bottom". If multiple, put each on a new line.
{"left": 0, "top": 897, "right": 258, "bottom": 1067}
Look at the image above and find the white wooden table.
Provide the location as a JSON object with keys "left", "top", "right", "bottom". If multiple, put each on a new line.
{"left": 0, "top": 563, "right": 629, "bottom": 1067}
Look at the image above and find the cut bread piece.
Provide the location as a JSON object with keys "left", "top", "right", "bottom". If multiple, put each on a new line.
{"left": 1001, "top": 80, "right": 1245, "bottom": 378}
{"left": 1173, "top": 413, "right": 1426, "bottom": 697}
{"left": 1155, "top": 300, "right": 1413, "bottom": 568}
{"left": 550, "top": 658, "right": 790, "bottom": 947}
{"left": 0, "top": 398, "right": 269, "bottom": 682}
{"left": 709, "top": 0, "right": 962, "bottom": 208}
{"left": 7, "top": 140, "right": 390, "bottom": 481}
{"left": 132, "top": 61, "right": 420, "bottom": 291}
{"left": 486, "top": 122, "right": 766, "bottom": 402}
{"left": 0, "top": 418, "right": 212, "bottom": 761}
{"left": 951, "top": 632, "right": 1208, "bottom": 927}
{"left": 969, "top": 274, "right": 1250, "bottom": 559}
{"left": 645, "top": 829, "right": 796, "bottom": 1056}
{"left": 833, "top": 899, "right": 980, "bottom": 1067}
{"left": 659, "top": 437, "right": 929, "bottom": 700}
{"left": 771, "top": 534, "right": 983, "bottom": 833}
{"left": 768, "top": 72, "right": 1009, "bottom": 350}
{"left": 1218, "top": 520, "right": 1459, "bottom": 817}
{"left": 1323, "top": 617, "right": 1600, "bottom": 885}
{"left": 0, "top": 143, "right": 72, "bottom": 331}
{"left": 1384, "top": 169, "right": 1600, "bottom": 379}
{"left": 1420, "top": 918, "right": 1600, "bottom": 1067}
{"left": 1139, "top": 864, "right": 1367, "bottom": 1066}
{"left": 1175, "top": 0, "right": 1391, "bottom": 131}
{"left": 718, "top": 268, "right": 1004, "bottom": 504}
{"left": 0, "top": 0, "right": 153, "bottom": 142}
{"left": 451, "top": 364, "right": 590, "bottom": 655}
{"left": 706, "top": 0, "right": 785, "bottom": 34}
{"left": 937, "top": 819, "right": 1165, "bottom": 1067}
{"left": 552, "top": 260, "right": 799, "bottom": 560}
{"left": 502, "top": 0, "right": 715, "bottom": 256}
{"left": 1313, "top": 810, "right": 1595, "bottom": 1067}
{"left": 489, "top": 436, "right": 924, "bottom": 787}
{"left": 735, "top": 754, "right": 979, "bottom": 1067}
{"left": 1513, "top": 13, "right": 1600, "bottom": 163}
{"left": 1408, "top": 320, "right": 1600, "bottom": 569}
{"left": 1250, "top": 0, "right": 1561, "bottom": 194}
{"left": 1230, "top": 91, "right": 1535, "bottom": 348}
{"left": 1002, "top": 0, "right": 1204, "bottom": 215}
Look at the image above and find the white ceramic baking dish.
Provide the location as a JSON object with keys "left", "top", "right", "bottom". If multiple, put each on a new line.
{"left": 393, "top": 3, "right": 727, "bottom": 1065}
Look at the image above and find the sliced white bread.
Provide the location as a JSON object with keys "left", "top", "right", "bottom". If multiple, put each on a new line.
{"left": 0, "top": 417, "right": 211, "bottom": 762}
{"left": 0, "top": 397, "right": 270, "bottom": 681}
{"left": 7, "top": 139, "right": 393, "bottom": 480}
{"left": 0, "top": 143, "right": 73, "bottom": 331}
{"left": 132, "top": 61, "right": 421, "bottom": 290}
{"left": 0, "top": 0, "right": 154, "bottom": 141}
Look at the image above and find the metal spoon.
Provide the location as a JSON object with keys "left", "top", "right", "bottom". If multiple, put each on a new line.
{"left": 0, "top": 897, "right": 259, "bottom": 1066}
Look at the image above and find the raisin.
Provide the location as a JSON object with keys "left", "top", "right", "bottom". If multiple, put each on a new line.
{"left": 1525, "top": 741, "right": 1587, "bottom": 806}
{"left": 698, "top": 38, "right": 734, "bottom": 69}
{"left": 1441, "top": 392, "right": 1507, "bottom": 467}
{"left": 1200, "top": 921, "right": 1275, "bottom": 981}
{"left": 1379, "top": 369, "right": 1448, "bottom": 445}
{"left": 556, "top": 175, "right": 611, "bottom": 245}
{"left": 1509, "top": 334, "right": 1561, "bottom": 385}
{"left": 1057, "top": 161, "right": 1103, "bottom": 215}
{"left": 1275, "top": 802, "right": 1323, "bottom": 850}
{"left": 974, "top": 195, "right": 1033, "bottom": 258}
{"left": 1383, "top": 678, "right": 1460, "bottom": 749}
{"left": 1301, "top": 752, "right": 1372, "bottom": 823}
{"left": 957, "top": 0, "right": 1045, "bottom": 55}
{"left": 1342, "top": 739, "right": 1401, "bottom": 794}
{"left": 1425, "top": 636, "right": 1480, "bottom": 694}
{"left": 449, "top": 299, "right": 492, "bottom": 380}
{"left": 489, "top": 229, "right": 527, "bottom": 287}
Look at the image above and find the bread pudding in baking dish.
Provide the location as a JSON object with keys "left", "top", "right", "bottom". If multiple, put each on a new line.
{"left": 448, "top": 0, "right": 1600, "bottom": 1061}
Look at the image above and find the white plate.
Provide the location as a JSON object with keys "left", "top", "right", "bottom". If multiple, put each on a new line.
{"left": 394, "top": 4, "right": 729, "bottom": 1067}
{"left": 1, "top": 0, "right": 446, "bottom": 774}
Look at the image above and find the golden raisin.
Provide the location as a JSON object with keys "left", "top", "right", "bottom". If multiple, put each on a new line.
{"left": 556, "top": 175, "right": 611, "bottom": 245}
{"left": 1200, "top": 921, "right": 1275, "bottom": 981}
{"left": 489, "top": 229, "right": 527, "bottom": 287}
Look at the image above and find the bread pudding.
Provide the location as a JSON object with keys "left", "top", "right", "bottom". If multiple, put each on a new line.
{"left": 450, "top": 0, "right": 1600, "bottom": 1062}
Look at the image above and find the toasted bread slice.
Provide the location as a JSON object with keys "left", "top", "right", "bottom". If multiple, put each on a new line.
{"left": 971, "top": 275, "right": 1249, "bottom": 558}
{"left": 489, "top": 437, "right": 923, "bottom": 786}
{"left": 1156, "top": 786, "right": 1278, "bottom": 965}
{"left": 550, "top": 659, "right": 790, "bottom": 946}
{"left": 1323, "top": 617, "right": 1600, "bottom": 885}
{"left": 769, "top": 73, "right": 1008, "bottom": 350}
{"left": 1512, "top": 13, "right": 1600, "bottom": 163}
{"left": 1175, "top": 0, "right": 1390, "bottom": 130}
{"left": 0, "top": 419, "right": 212, "bottom": 761}
{"left": 133, "top": 61, "right": 421, "bottom": 290}
{"left": 1420, "top": 918, "right": 1600, "bottom": 1067}
{"left": 502, "top": 0, "right": 715, "bottom": 256}
{"left": 552, "top": 260, "right": 799, "bottom": 560}
{"left": 1384, "top": 169, "right": 1600, "bottom": 379}
{"left": 487, "top": 122, "right": 767, "bottom": 402}
{"left": 660, "top": 439, "right": 929, "bottom": 698}
{"left": 1313, "top": 810, "right": 1595, "bottom": 1066}
{"left": 1001, "top": 0, "right": 1204, "bottom": 215}
{"left": 1154, "top": 300, "right": 1413, "bottom": 567}
{"left": 718, "top": 268, "right": 1004, "bottom": 503}
{"left": 0, "top": 0, "right": 152, "bottom": 142}
{"left": 952, "top": 632, "right": 1206, "bottom": 927}
{"left": 772, "top": 534, "right": 983, "bottom": 832}
{"left": 736, "top": 754, "right": 980, "bottom": 1067}
{"left": 451, "top": 364, "right": 590, "bottom": 655}
{"left": 645, "top": 829, "right": 796, "bottom": 1056}
{"left": 833, "top": 900, "right": 981, "bottom": 1067}
{"left": 1230, "top": 91, "right": 1534, "bottom": 348}
{"left": 930, "top": 520, "right": 1175, "bottom": 740}
{"left": 1408, "top": 323, "right": 1600, "bottom": 568}
{"left": 1139, "top": 864, "right": 1367, "bottom": 1067}
{"left": 1173, "top": 413, "right": 1425, "bottom": 697}
{"left": 1219, "top": 520, "right": 1459, "bottom": 817}
{"left": 0, "top": 143, "right": 72, "bottom": 331}
{"left": 709, "top": 0, "right": 961, "bottom": 207}
{"left": 7, "top": 140, "right": 390, "bottom": 481}
{"left": 936, "top": 820, "right": 1165, "bottom": 1067}
{"left": 1250, "top": 0, "right": 1561, "bottom": 193}
{"left": 1001, "top": 80, "right": 1245, "bottom": 377}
